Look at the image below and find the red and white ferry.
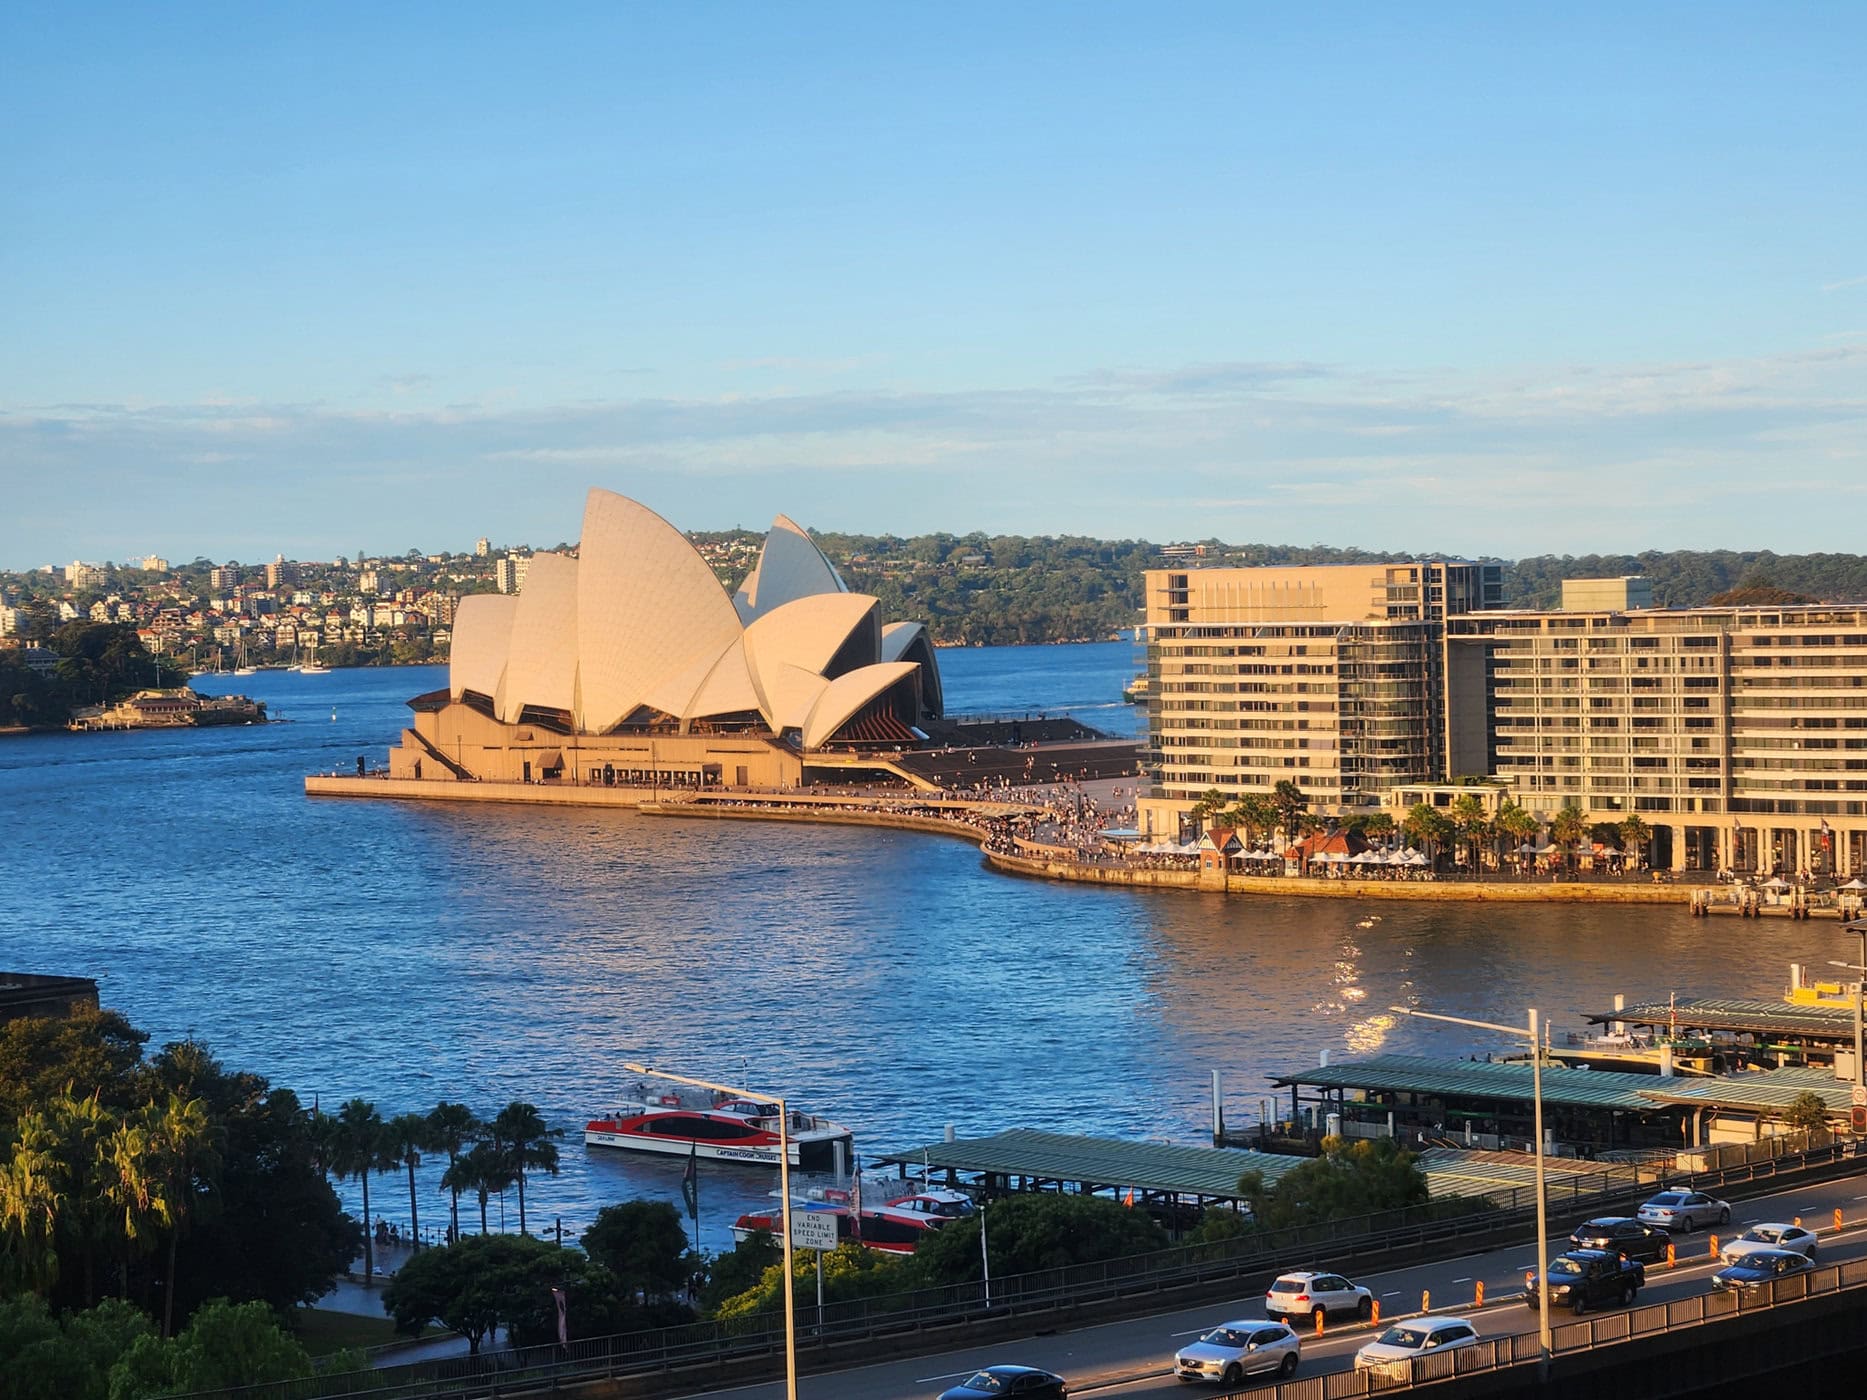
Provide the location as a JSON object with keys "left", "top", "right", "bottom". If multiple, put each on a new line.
{"left": 733, "top": 1183, "right": 975, "bottom": 1254}
{"left": 584, "top": 1083, "right": 853, "bottom": 1171}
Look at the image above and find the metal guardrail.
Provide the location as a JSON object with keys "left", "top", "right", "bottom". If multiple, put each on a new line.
{"left": 182, "top": 1141, "right": 1859, "bottom": 1400}
{"left": 1226, "top": 1253, "right": 1867, "bottom": 1398}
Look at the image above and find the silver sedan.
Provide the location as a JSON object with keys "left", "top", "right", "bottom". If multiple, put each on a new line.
{"left": 1173, "top": 1320, "right": 1301, "bottom": 1386}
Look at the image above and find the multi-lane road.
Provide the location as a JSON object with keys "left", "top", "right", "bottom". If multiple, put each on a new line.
{"left": 695, "top": 1168, "right": 1867, "bottom": 1400}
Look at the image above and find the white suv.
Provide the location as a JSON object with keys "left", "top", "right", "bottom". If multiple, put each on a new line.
{"left": 1264, "top": 1271, "right": 1373, "bottom": 1323}
{"left": 1355, "top": 1316, "right": 1481, "bottom": 1378}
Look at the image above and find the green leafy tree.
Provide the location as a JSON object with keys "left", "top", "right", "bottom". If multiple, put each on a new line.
{"left": 0, "top": 1010, "right": 148, "bottom": 1132}
{"left": 109, "top": 1298, "right": 312, "bottom": 1398}
{"left": 1783, "top": 1091, "right": 1831, "bottom": 1138}
{"left": 581, "top": 1199, "right": 692, "bottom": 1301}
{"left": 911, "top": 1194, "right": 1168, "bottom": 1285}
{"left": 382, "top": 1233, "right": 565, "bottom": 1354}
{"left": 0, "top": 1294, "right": 152, "bottom": 1400}
{"left": 712, "top": 1238, "right": 912, "bottom": 1321}
{"left": 699, "top": 1231, "right": 780, "bottom": 1315}
{"left": 489, "top": 1101, "right": 561, "bottom": 1236}
{"left": 1237, "top": 1137, "right": 1429, "bottom": 1231}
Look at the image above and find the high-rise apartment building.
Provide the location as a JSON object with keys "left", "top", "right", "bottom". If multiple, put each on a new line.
{"left": 1448, "top": 597, "right": 1867, "bottom": 876}
{"left": 1138, "top": 561, "right": 1502, "bottom": 837}
{"left": 209, "top": 565, "right": 240, "bottom": 591}
{"left": 476, "top": 536, "right": 492, "bottom": 558}
{"left": 495, "top": 554, "right": 529, "bottom": 594}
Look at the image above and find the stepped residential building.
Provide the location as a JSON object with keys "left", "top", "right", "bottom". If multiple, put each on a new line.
{"left": 1137, "top": 561, "right": 1501, "bottom": 837}
{"left": 386, "top": 489, "right": 944, "bottom": 789}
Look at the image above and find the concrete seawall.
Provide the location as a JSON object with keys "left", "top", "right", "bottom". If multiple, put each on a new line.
{"left": 306, "top": 774, "right": 1697, "bottom": 906}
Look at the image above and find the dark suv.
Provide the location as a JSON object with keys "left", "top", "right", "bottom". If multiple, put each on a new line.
{"left": 1526, "top": 1249, "right": 1645, "bottom": 1315}
{"left": 1568, "top": 1216, "right": 1671, "bottom": 1263}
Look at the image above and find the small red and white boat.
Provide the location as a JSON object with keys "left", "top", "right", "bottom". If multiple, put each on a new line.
{"left": 584, "top": 1084, "right": 853, "bottom": 1171}
{"left": 733, "top": 1184, "right": 975, "bottom": 1254}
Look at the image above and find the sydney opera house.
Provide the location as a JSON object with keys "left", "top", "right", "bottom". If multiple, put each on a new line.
{"left": 385, "top": 489, "right": 946, "bottom": 790}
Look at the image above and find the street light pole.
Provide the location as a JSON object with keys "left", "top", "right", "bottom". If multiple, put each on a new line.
{"left": 626, "top": 1063, "right": 798, "bottom": 1400}
{"left": 1391, "top": 1004, "right": 1552, "bottom": 1378}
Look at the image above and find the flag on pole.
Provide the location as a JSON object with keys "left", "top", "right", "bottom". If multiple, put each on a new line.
{"left": 681, "top": 1141, "right": 699, "bottom": 1222}
{"left": 1822, "top": 817, "right": 1834, "bottom": 851}
{"left": 551, "top": 1286, "right": 568, "bottom": 1345}
{"left": 1122, "top": 1187, "right": 1136, "bottom": 1208}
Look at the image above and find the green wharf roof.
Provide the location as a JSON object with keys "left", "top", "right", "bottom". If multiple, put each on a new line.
{"left": 1632, "top": 1066, "right": 1859, "bottom": 1112}
{"left": 1590, "top": 997, "right": 1857, "bottom": 1042}
{"left": 876, "top": 1128, "right": 1308, "bottom": 1197}
{"left": 1271, "top": 1054, "right": 1664, "bottom": 1112}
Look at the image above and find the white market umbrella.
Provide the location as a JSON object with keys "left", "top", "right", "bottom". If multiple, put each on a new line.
{"left": 1841, "top": 878, "right": 1867, "bottom": 891}
{"left": 1762, "top": 876, "right": 1790, "bottom": 890}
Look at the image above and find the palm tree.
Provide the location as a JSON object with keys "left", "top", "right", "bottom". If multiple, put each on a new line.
{"left": 330, "top": 1098, "right": 392, "bottom": 1282}
{"left": 46, "top": 1091, "right": 119, "bottom": 1305}
{"left": 1189, "top": 787, "right": 1228, "bottom": 834}
{"left": 1494, "top": 800, "right": 1538, "bottom": 873}
{"left": 0, "top": 1111, "right": 68, "bottom": 1294}
{"left": 425, "top": 1102, "right": 481, "bottom": 1242}
{"left": 1271, "top": 780, "right": 1308, "bottom": 846}
{"left": 1449, "top": 794, "right": 1489, "bottom": 877}
{"left": 1361, "top": 811, "right": 1397, "bottom": 847}
{"left": 1232, "top": 793, "right": 1277, "bottom": 847}
{"left": 1620, "top": 814, "right": 1653, "bottom": 872}
{"left": 442, "top": 1142, "right": 511, "bottom": 1234}
{"left": 104, "top": 1112, "right": 168, "bottom": 1301}
{"left": 489, "top": 1102, "right": 562, "bottom": 1236}
{"left": 143, "top": 1094, "right": 219, "bottom": 1337}
{"left": 1551, "top": 803, "right": 1589, "bottom": 874}
{"left": 1403, "top": 802, "right": 1454, "bottom": 868}
{"left": 384, "top": 1113, "right": 431, "bottom": 1249}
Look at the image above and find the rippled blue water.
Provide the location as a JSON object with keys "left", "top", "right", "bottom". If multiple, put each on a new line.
{"left": 0, "top": 642, "right": 1842, "bottom": 1245}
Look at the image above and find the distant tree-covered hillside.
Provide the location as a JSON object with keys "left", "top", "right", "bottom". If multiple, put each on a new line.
{"left": 685, "top": 531, "right": 1867, "bottom": 646}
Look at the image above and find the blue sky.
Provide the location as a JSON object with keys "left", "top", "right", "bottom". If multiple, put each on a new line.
{"left": 4, "top": 3, "right": 1864, "bottom": 567}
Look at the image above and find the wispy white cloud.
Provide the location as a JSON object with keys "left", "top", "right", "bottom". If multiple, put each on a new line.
{"left": 3, "top": 341, "right": 1863, "bottom": 563}
{"left": 1822, "top": 274, "right": 1867, "bottom": 293}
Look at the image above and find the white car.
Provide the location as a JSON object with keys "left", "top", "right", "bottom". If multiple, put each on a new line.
{"left": 1263, "top": 1270, "right": 1374, "bottom": 1323}
{"left": 1173, "top": 1320, "right": 1301, "bottom": 1385}
{"left": 1354, "top": 1317, "right": 1482, "bottom": 1378}
{"left": 1720, "top": 1222, "right": 1819, "bottom": 1264}
{"left": 1636, "top": 1190, "right": 1730, "bottom": 1233}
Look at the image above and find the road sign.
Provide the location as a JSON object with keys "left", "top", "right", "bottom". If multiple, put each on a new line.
{"left": 1852, "top": 1084, "right": 1866, "bottom": 1108}
{"left": 790, "top": 1209, "right": 840, "bottom": 1252}
{"left": 1852, "top": 1105, "right": 1867, "bottom": 1135}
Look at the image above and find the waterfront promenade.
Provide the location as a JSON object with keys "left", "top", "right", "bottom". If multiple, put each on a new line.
{"left": 307, "top": 770, "right": 1727, "bottom": 908}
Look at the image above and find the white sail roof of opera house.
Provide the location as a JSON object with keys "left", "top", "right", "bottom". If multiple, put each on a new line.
{"left": 446, "top": 488, "right": 941, "bottom": 747}
{"left": 733, "top": 514, "right": 846, "bottom": 623}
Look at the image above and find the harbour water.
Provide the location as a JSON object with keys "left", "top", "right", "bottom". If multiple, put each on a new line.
{"left": 0, "top": 642, "right": 1848, "bottom": 1247}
